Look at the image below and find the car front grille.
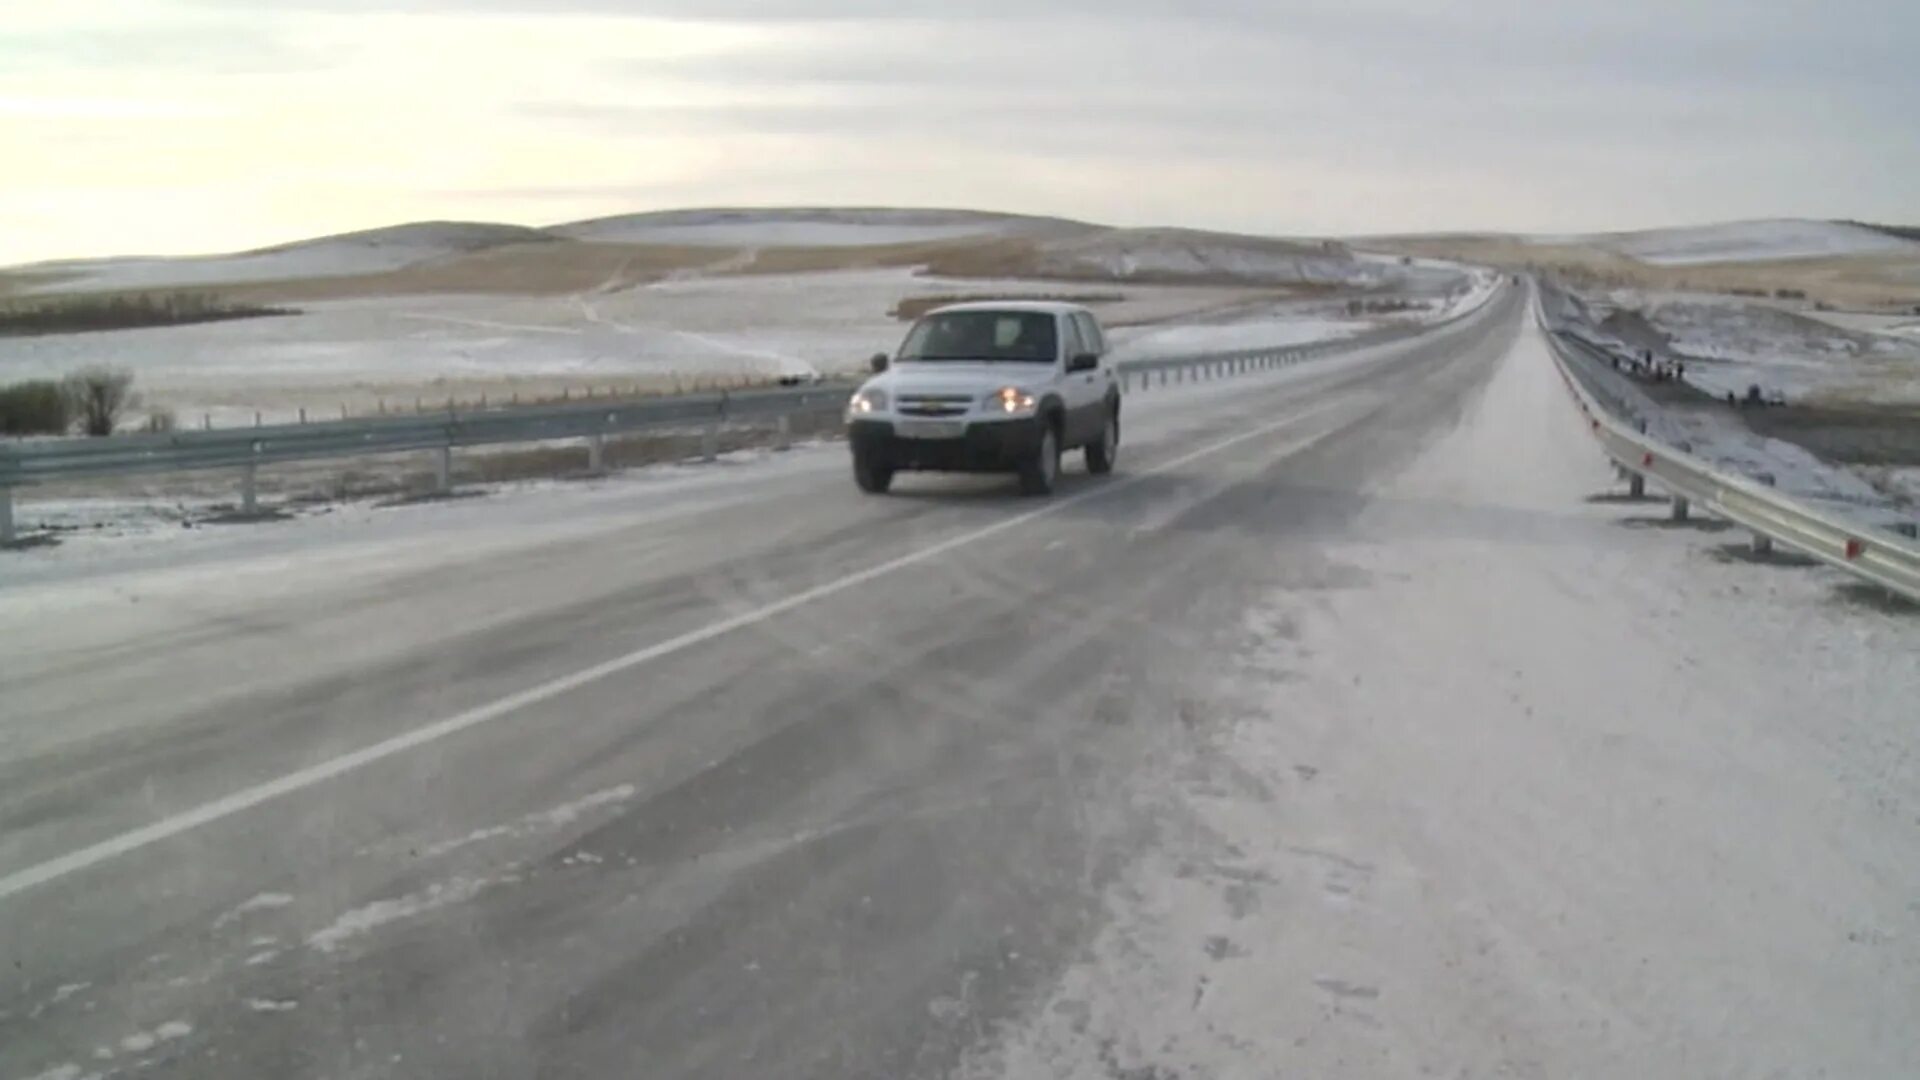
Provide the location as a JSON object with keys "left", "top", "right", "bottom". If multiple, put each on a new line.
{"left": 896, "top": 394, "right": 972, "bottom": 417}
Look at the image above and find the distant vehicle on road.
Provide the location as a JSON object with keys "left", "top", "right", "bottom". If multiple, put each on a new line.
{"left": 845, "top": 302, "right": 1121, "bottom": 495}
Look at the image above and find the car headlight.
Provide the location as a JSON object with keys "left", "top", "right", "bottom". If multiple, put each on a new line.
{"left": 849, "top": 388, "right": 888, "bottom": 416}
{"left": 985, "top": 386, "right": 1037, "bottom": 416}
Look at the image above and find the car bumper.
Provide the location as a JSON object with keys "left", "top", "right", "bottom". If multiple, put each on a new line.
{"left": 848, "top": 417, "right": 1045, "bottom": 471}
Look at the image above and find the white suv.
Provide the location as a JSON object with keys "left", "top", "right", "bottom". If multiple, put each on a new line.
{"left": 845, "top": 302, "right": 1121, "bottom": 495}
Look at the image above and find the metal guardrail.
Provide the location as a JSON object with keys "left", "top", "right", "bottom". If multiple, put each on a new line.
{"left": 0, "top": 290, "right": 1497, "bottom": 543}
{"left": 1538, "top": 309, "right": 1920, "bottom": 605}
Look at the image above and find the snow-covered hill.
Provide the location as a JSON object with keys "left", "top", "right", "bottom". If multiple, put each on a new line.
{"left": 1592, "top": 219, "right": 1918, "bottom": 266}
{"left": 546, "top": 207, "right": 1083, "bottom": 248}
{"left": 12, "top": 222, "right": 550, "bottom": 295}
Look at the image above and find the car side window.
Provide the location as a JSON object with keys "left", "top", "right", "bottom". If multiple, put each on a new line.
{"left": 1058, "top": 314, "right": 1084, "bottom": 364}
{"left": 1075, "top": 313, "right": 1105, "bottom": 356}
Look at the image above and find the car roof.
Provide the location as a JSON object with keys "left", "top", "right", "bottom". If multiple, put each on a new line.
{"left": 922, "top": 300, "right": 1095, "bottom": 318}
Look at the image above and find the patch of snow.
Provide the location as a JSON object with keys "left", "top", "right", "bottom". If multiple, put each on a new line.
{"left": 305, "top": 876, "right": 496, "bottom": 953}
{"left": 244, "top": 998, "right": 298, "bottom": 1013}
{"left": 1860, "top": 466, "right": 1920, "bottom": 508}
{"left": 243, "top": 950, "right": 279, "bottom": 967}
{"left": 49, "top": 983, "right": 89, "bottom": 1005}
{"left": 418, "top": 784, "right": 637, "bottom": 858}
{"left": 213, "top": 891, "right": 293, "bottom": 928}
{"left": 22, "top": 1065, "right": 84, "bottom": 1080}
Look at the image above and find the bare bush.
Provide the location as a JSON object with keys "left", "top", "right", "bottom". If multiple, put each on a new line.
{"left": 62, "top": 367, "right": 137, "bottom": 437}
{"left": 0, "top": 379, "right": 72, "bottom": 435}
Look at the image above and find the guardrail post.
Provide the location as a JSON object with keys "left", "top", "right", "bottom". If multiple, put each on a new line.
{"left": 240, "top": 462, "right": 258, "bottom": 516}
{"left": 702, "top": 418, "right": 719, "bottom": 462}
{"left": 436, "top": 445, "right": 453, "bottom": 494}
{"left": 775, "top": 413, "right": 792, "bottom": 451}
{"left": 0, "top": 487, "right": 14, "bottom": 545}
{"left": 587, "top": 433, "right": 606, "bottom": 473}
{"left": 1628, "top": 473, "right": 1645, "bottom": 499}
{"left": 1751, "top": 473, "right": 1775, "bottom": 553}
{"left": 1671, "top": 496, "right": 1690, "bottom": 522}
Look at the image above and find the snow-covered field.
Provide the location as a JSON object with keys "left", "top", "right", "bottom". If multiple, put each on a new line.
{"left": 0, "top": 266, "right": 1455, "bottom": 427}
{"left": 1107, "top": 270, "right": 1496, "bottom": 360}
{"left": 1541, "top": 297, "right": 1914, "bottom": 535}
{"left": 965, "top": 318, "right": 1920, "bottom": 1080}
{"left": 1026, "top": 228, "right": 1391, "bottom": 288}
{"left": 1573, "top": 291, "right": 1920, "bottom": 407}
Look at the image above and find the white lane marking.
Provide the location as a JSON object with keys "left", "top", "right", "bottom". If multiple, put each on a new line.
{"left": 0, "top": 394, "right": 1357, "bottom": 904}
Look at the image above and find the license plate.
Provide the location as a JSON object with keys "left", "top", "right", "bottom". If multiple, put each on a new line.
{"left": 895, "top": 419, "right": 965, "bottom": 440}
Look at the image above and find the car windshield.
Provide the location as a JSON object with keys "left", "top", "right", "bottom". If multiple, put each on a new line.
{"left": 899, "top": 311, "right": 1057, "bottom": 363}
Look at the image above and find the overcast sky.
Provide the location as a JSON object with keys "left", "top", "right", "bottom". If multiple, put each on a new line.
{"left": 3, "top": 0, "right": 1915, "bottom": 263}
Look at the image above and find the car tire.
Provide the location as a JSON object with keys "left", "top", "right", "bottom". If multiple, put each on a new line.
{"left": 1018, "top": 422, "right": 1061, "bottom": 496}
{"left": 853, "top": 453, "right": 894, "bottom": 494}
{"left": 1085, "top": 407, "right": 1119, "bottom": 475}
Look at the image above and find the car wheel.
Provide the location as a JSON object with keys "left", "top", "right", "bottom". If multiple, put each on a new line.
{"left": 853, "top": 453, "right": 894, "bottom": 494}
{"left": 1085, "top": 407, "right": 1119, "bottom": 475}
{"left": 1019, "top": 423, "right": 1060, "bottom": 496}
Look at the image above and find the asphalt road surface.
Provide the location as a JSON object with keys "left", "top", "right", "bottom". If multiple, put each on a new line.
{"left": 7, "top": 285, "right": 1914, "bottom": 1079}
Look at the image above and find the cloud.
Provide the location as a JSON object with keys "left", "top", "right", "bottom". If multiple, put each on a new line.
{"left": 2, "top": 0, "right": 1915, "bottom": 262}
{"left": 0, "top": 17, "right": 323, "bottom": 75}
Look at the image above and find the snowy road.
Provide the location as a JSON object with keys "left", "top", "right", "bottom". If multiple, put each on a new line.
{"left": 4, "top": 285, "right": 1918, "bottom": 1080}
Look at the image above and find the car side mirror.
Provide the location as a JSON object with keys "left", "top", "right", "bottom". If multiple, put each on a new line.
{"left": 1067, "top": 352, "right": 1100, "bottom": 372}
{"left": 870, "top": 352, "right": 889, "bottom": 373}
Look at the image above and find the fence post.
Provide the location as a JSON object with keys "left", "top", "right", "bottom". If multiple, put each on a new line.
{"left": 298, "top": 407, "right": 306, "bottom": 424}
{"left": 0, "top": 486, "right": 14, "bottom": 545}
{"left": 1671, "top": 496, "right": 1690, "bottom": 522}
{"left": 1629, "top": 473, "right": 1646, "bottom": 499}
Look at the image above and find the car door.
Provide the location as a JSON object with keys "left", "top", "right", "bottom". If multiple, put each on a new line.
{"left": 1057, "top": 313, "right": 1103, "bottom": 447}
{"left": 1071, "top": 311, "right": 1114, "bottom": 443}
